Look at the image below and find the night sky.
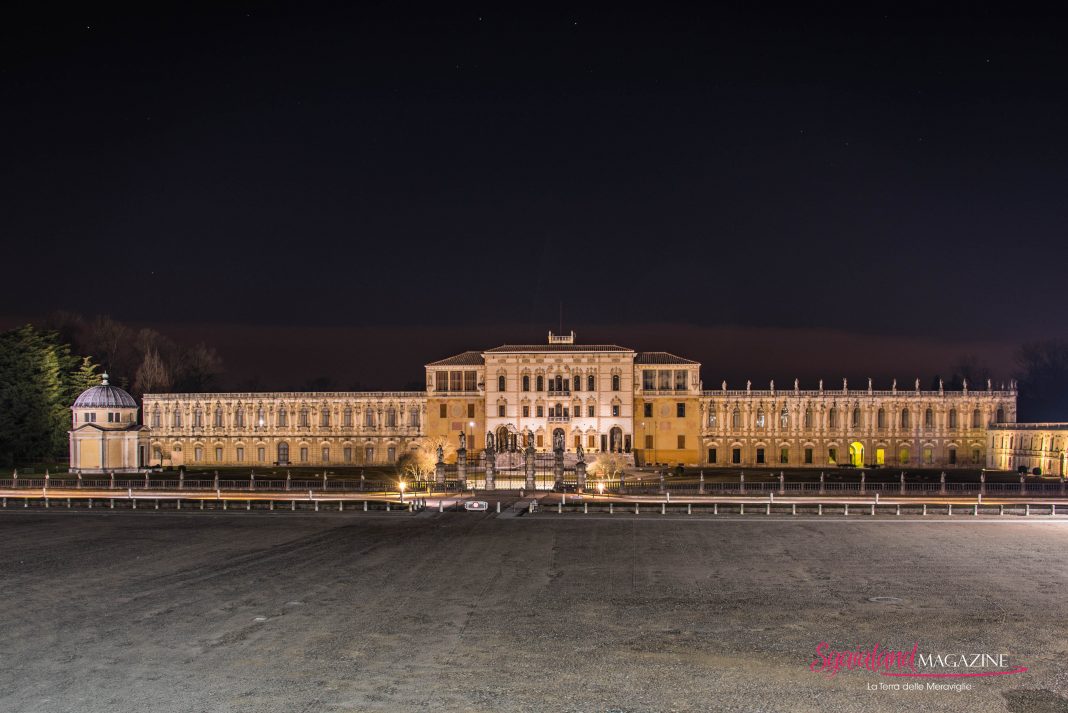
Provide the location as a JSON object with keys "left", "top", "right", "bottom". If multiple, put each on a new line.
{"left": 3, "top": 4, "right": 1066, "bottom": 389}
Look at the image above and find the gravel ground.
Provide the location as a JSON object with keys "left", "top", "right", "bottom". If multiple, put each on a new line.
{"left": 0, "top": 511, "right": 1066, "bottom": 713}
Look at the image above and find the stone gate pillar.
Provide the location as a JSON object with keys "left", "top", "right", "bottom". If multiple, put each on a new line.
{"left": 575, "top": 458, "right": 587, "bottom": 492}
{"left": 524, "top": 445, "right": 535, "bottom": 490}
{"left": 485, "top": 448, "right": 496, "bottom": 490}
{"left": 553, "top": 449, "right": 564, "bottom": 489}
{"left": 457, "top": 448, "right": 467, "bottom": 490}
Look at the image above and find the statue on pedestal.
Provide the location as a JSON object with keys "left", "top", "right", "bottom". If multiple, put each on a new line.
{"left": 436, "top": 444, "right": 444, "bottom": 463}
{"left": 458, "top": 431, "right": 466, "bottom": 450}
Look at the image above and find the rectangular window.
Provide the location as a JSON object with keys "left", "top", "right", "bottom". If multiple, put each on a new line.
{"left": 388, "top": 446, "right": 396, "bottom": 462}
{"left": 876, "top": 448, "right": 885, "bottom": 465}
{"left": 948, "top": 448, "right": 957, "bottom": 465}
{"left": 215, "top": 447, "right": 223, "bottom": 462}
{"left": 463, "top": 371, "right": 477, "bottom": 391}
{"left": 322, "top": 447, "right": 330, "bottom": 462}
{"left": 779, "top": 447, "right": 788, "bottom": 464}
{"left": 236, "top": 447, "right": 245, "bottom": 462}
{"left": 107, "top": 412, "right": 114, "bottom": 423}
{"left": 804, "top": 447, "right": 813, "bottom": 464}
{"left": 467, "top": 403, "right": 475, "bottom": 418}
{"left": 439, "top": 404, "right": 448, "bottom": 418}
{"left": 829, "top": 447, "right": 837, "bottom": 464}
{"left": 923, "top": 447, "right": 934, "bottom": 464}
{"left": 645, "top": 435, "right": 654, "bottom": 449}
{"left": 536, "top": 406, "right": 544, "bottom": 417}
{"left": 588, "top": 435, "right": 596, "bottom": 448}
{"left": 612, "top": 405, "right": 620, "bottom": 417}
{"left": 574, "top": 435, "right": 581, "bottom": 449}
{"left": 257, "top": 446, "right": 265, "bottom": 462}
{"left": 522, "top": 405, "right": 530, "bottom": 417}
{"left": 972, "top": 448, "right": 981, "bottom": 464}
{"left": 450, "top": 371, "right": 462, "bottom": 391}
{"left": 300, "top": 447, "right": 308, "bottom": 463}
{"left": 708, "top": 447, "right": 717, "bottom": 463}
{"left": 587, "top": 405, "right": 594, "bottom": 417}
{"left": 676, "top": 403, "right": 685, "bottom": 418}
{"left": 677, "top": 435, "right": 686, "bottom": 449}
{"left": 756, "top": 448, "right": 765, "bottom": 464}
{"left": 194, "top": 447, "right": 203, "bottom": 462}
{"left": 536, "top": 435, "right": 544, "bottom": 447}
{"left": 365, "top": 447, "right": 374, "bottom": 462}
{"left": 644, "top": 403, "right": 653, "bottom": 417}
{"left": 642, "top": 371, "right": 656, "bottom": 390}
{"left": 732, "top": 448, "right": 741, "bottom": 464}
{"left": 658, "top": 370, "right": 672, "bottom": 390}
{"left": 436, "top": 372, "right": 448, "bottom": 391}
{"left": 344, "top": 447, "right": 352, "bottom": 462}
{"left": 675, "top": 370, "right": 687, "bottom": 390}
{"left": 498, "top": 404, "right": 506, "bottom": 417}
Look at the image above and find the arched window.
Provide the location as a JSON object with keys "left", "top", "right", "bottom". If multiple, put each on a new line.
{"left": 901, "top": 408, "right": 909, "bottom": 428}
{"left": 612, "top": 374, "right": 620, "bottom": 391}
{"left": 498, "top": 375, "right": 506, "bottom": 391}
{"left": 554, "top": 375, "right": 563, "bottom": 392}
{"left": 536, "top": 375, "right": 544, "bottom": 391}
{"left": 732, "top": 408, "right": 741, "bottom": 429}
{"left": 573, "top": 375, "right": 581, "bottom": 392}
{"left": 948, "top": 409, "right": 957, "bottom": 429}
{"left": 152, "top": 408, "right": 161, "bottom": 428}
{"left": 214, "top": 406, "right": 223, "bottom": 427}
{"left": 193, "top": 408, "right": 203, "bottom": 428}
{"left": 299, "top": 408, "right": 309, "bottom": 427}
{"left": 320, "top": 409, "right": 330, "bottom": 427}
{"left": 780, "top": 407, "right": 789, "bottom": 429}
{"left": 587, "top": 374, "right": 595, "bottom": 391}
{"left": 877, "top": 408, "right": 886, "bottom": 429}
{"left": 277, "top": 442, "right": 290, "bottom": 464}
{"left": 828, "top": 407, "right": 837, "bottom": 429}
{"left": 972, "top": 409, "right": 982, "bottom": 428}
{"left": 852, "top": 408, "right": 861, "bottom": 428}
{"left": 277, "top": 408, "right": 287, "bottom": 427}
{"left": 172, "top": 409, "right": 182, "bottom": 427}
{"left": 257, "top": 407, "right": 266, "bottom": 428}
{"left": 756, "top": 408, "right": 765, "bottom": 428}
{"left": 804, "top": 408, "right": 813, "bottom": 429}
{"left": 708, "top": 410, "right": 717, "bottom": 427}
{"left": 409, "top": 407, "right": 420, "bottom": 427}
{"left": 996, "top": 406, "right": 1004, "bottom": 423}
{"left": 522, "top": 375, "right": 530, "bottom": 391}
{"left": 386, "top": 407, "right": 397, "bottom": 427}
{"left": 364, "top": 408, "right": 375, "bottom": 427}
{"left": 343, "top": 407, "right": 352, "bottom": 427}
{"left": 924, "top": 408, "right": 933, "bottom": 428}
{"left": 235, "top": 408, "right": 245, "bottom": 428}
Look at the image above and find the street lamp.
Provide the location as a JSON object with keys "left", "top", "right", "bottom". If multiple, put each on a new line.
{"left": 399, "top": 479, "right": 406, "bottom": 501}
{"left": 597, "top": 481, "right": 604, "bottom": 495}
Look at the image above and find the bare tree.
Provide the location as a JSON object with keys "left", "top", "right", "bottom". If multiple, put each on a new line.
{"left": 133, "top": 347, "right": 172, "bottom": 397}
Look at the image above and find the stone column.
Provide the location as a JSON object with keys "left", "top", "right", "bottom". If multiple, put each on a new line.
{"left": 435, "top": 458, "right": 445, "bottom": 487}
{"left": 457, "top": 448, "right": 467, "bottom": 489}
{"left": 575, "top": 458, "right": 586, "bottom": 492}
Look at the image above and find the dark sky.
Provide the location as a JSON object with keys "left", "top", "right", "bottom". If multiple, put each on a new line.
{"left": 2, "top": 4, "right": 1066, "bottom": 387}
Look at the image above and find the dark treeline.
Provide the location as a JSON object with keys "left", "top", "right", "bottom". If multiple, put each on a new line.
{"left": 0, "top": 326, "right": 99, "bottom": 467}
{"left": 44, "top": 312, "right": 223, "bottom": 397}
{"left": 0, "top": 314, "right": 225, "bottom": 467}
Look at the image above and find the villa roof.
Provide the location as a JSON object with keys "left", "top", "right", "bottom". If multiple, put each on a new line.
{"left": 635, "top": 351, "right": 699, "bottom": 365}
{"left": 425, "top": 351, "right": 486, "bottom": 367}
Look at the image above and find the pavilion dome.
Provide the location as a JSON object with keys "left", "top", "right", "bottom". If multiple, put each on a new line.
{"left": 72, "top": 373, "right": 137, "bottom": 409}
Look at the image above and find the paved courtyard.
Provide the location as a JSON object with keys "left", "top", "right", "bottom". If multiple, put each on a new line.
{"left": 0, "top": 510, "right": 1066, "bottom": 712}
